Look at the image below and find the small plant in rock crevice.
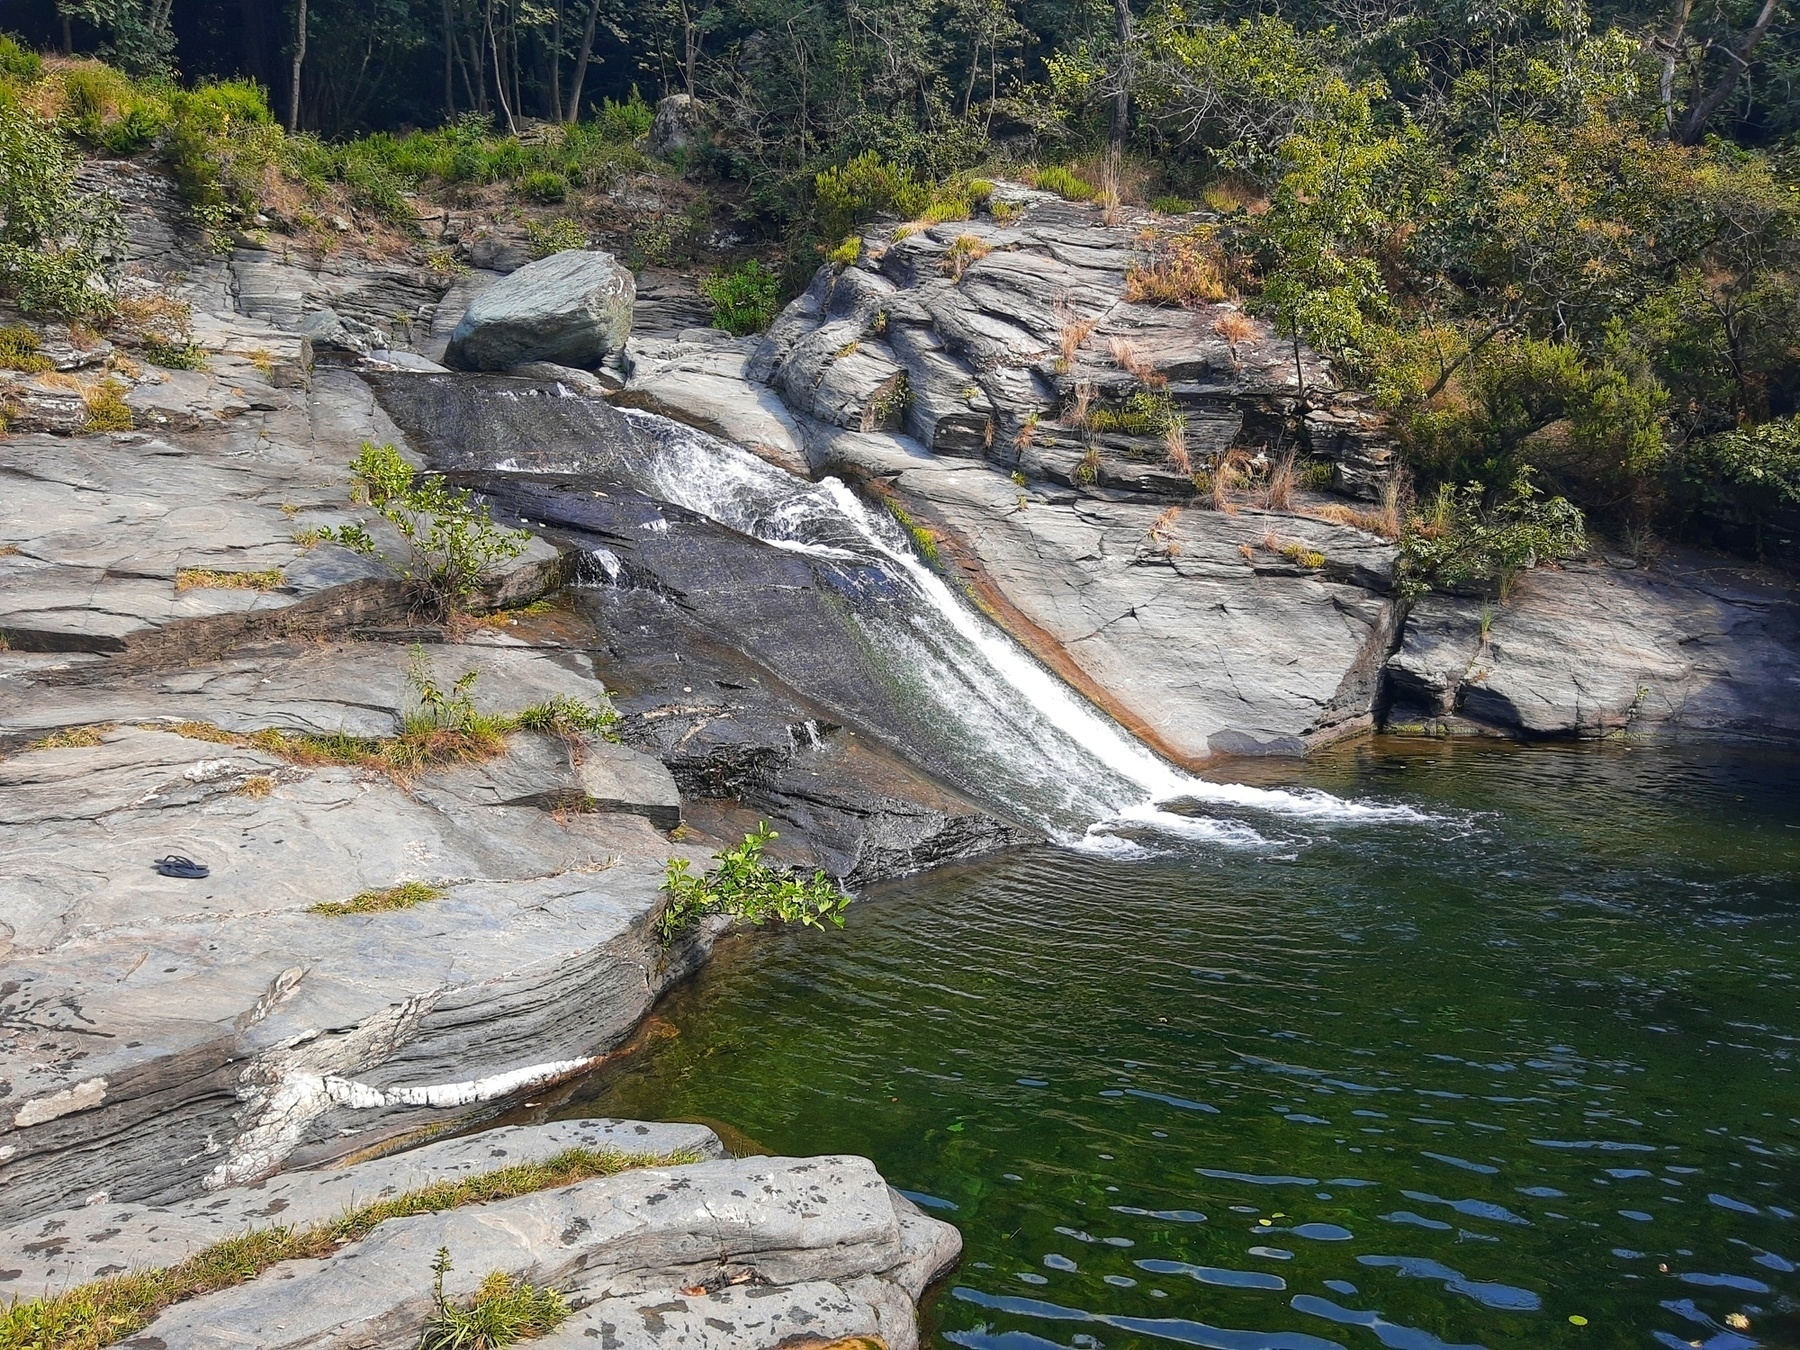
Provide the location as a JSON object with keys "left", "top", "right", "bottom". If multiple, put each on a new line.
{"left": 311, "top": 880, "right": 446, "bottom": 917}
{"left": 699, "top": 260, "right": 780, "bottom": 335}
{"left": 318, "top": 442, "right": 530, "bottom": 616}
{"left": 419, "top": 1249, "right": 571, "bottom": 1350}
{"left": 657, "top": 822, "right": 850, "bottom": 943}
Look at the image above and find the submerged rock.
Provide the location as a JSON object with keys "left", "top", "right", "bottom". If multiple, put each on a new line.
{"left": 445, "top": 249, "right": 635, "bottom": 372}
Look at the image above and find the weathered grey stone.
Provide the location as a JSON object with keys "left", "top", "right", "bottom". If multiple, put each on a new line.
{"left": 620, "top": 334, "right": 810, "bottom": 474}
{"left": 446, "top": 250, "right": 635, "bottom": 372}
{"left": 1384, "top": 553, "right": 1800, "bottom": 741}
{"left": 121, "top": 1155, "right": 957, "bottom": 1350}
{"left": 646, "top": 93, "right": 706, "bottom": 157}
{"left": 424, "top": 734, "right": 682, "bottom": 830}
{"left": 0, "top": 1118, "right": 723, "bottom": 1290}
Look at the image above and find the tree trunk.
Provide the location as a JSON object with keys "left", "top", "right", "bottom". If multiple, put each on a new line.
{"left": 1109, "top": 0, "right": 1133, "bottom": 150}
{"left": 1654, "top": 0, "right": 1692, "bottom": 133}
{"left": 550, "top": 0, "right": 563, "bottom": 121}
{"left": 1675, "top": 0, "right": 1777, "bottom": 144}
{"left": 565, "top": 0, "right": 602, "bottom": 122}
{"left": 286, "top": 0, "right": 308, "bottom": 132}
{"left": 488, "top": 1, "right": 518, "bottom": 132}
{"left": 442, "top": 0, "right": 457, "bottom": 115}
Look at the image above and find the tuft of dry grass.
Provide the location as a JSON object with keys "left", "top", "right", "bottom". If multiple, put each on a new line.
{"left": 1054, "top": 303, "right": 1098, "bottom": 372}
{"left": 27, "top": 724, "right": 115, "bottom": 751}
{"left": 1127, "top": 231, "right": 1235, "bottom": 308}
{"left": 1210, "top": 448, "right": 1249, "bottom": 514}
{"left": 1106, "top": 336, "right": 1164, "bottom": 388}
{"left": 310, "top": 879, "right": 446, "bottom": 916}
{"left": 1164, "top": 417, "right": 1191, "bottom": 475}
{"left": 0, "top": 1146, "right": 698, "bottom": 1350}
{"left": 1014, "top": 413, "right": 1039, "bottom": 452}
{"left": 1064, "top": 380, "right": 1097, "bottom": 430}
{"left": 238, "top": 774, "right": 277, "bottom": 797}
{"left": 175, "top": 567, "right": 285, "bottom": 592}
{"left": 1263, "top": 451, "right": 1297, "bottom": 511}
{"left": 1211, "top": 309, "right": 1258, "bottom": 357}
{"left": 82, "top": 380, "right": 133, "bottom": 432}
{"left": 165, "top": 719, "right": 507, "bottom": 783}
{"left": 1146, "top": 504, "right": 1184, "bottom": 556}
{"left": 1304, "top": 481, "right": 1402, "bottom": 540}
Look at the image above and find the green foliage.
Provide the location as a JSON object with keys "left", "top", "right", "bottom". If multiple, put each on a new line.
{"left": 594, "top": 89, "right": 655, "bottom": 143}
{"left": 0, "top": 323, "right": 51, "bottom": 372}
{"left": 700, "top": 260, "right": 781, "bottom": 335}
{"left": 511, "top": 693, "right": 621, "bottom": 739}
{"left": 1087, "top": 390, "right": 1181, "bottom": 436}
{"left": 1674, "top": 419, "right": 1800, "bottom": 555}
{"left": 1398, "top": 469, "right": 1587, "bottom": 601}
{"left": 142, "top": 336, "right": 208, "bottom": 369}
{"left": 323, "top": 442, "right": 530, "bottom": 612}
{"left": 0, "top": 95, "right": 121, "bottom": 317}
{"left": 1030, "top": 165, "right": 1095, "bottom": 201}
{"left": 420, "top": 1250, "right": 571, "bottom": 1350}
{"left": 828, "top": 233, "right": 863, "bottom": 268}
{"left": 310, "top": 880, "right": 446, "bottom": 917}
{"left": 525, "top": 216, "right": 588, "bottom": 258}
{"left": 0, "top": 35, "right": 42, "bottom": 83}
{"left": 657, "top": 822, "right": 851, "bottom": 943}
{"left": 518, "top": 169, "right": 568, "bottom": 202}
{"left": 814, "top": 151, "right": 931, "bottom": 237}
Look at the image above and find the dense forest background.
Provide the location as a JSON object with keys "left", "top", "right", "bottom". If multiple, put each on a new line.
{"left": 2, "top": 0, "right": 1797, "bottom": 558}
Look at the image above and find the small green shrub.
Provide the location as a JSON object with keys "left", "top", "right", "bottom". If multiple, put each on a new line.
{"left": 814, "top": 151, "right": 930, "bottom": 237}
{"left": 594, "top": 89, "right": 654, "bottom": 142}
{"left": 323, "top": 442, "right": 530, "bottom": 613}
{"left": 142, "top": 336, "right": 208, "bottom": 370}
{"left": 0, "top": 324, "right": 51, "bottom": 372}
{"left": 828, "top": 233, "right": 862, "bottom": 268}
{"left": 512, "top": 693, "right": 620, "bottom": 739}
{"left": 658, "top": 822, "right": 850, "bottom": 942}
{"left": 1150, "top": 194, "right": 1194, "bottom": 214}
{"left": 518, "top": 169, "right": 568, "bottom": 203}
{"left": 524, "top": 216, "right": 587, "bottom": 258}
{"left": 0, "top": 34, "right": 43, "bottom": 82}
{"left": 1032, "top": 165, "right": 1095, "bottom": 201}
{"left": 82, "top": 379, "right": 133, "bottom": 430}
{"left": 700, "top": 260, "right": 781, "bottom": 335}
{"left": 420, "top": 1249, "right": 571, "bottom": 1350}
{"left": 1398, "top": 468, "right": 1586, "bottom": 601}
{"left": 1674, "top": 417, "right": 1800, "bottom": 556}
{"left": 0, "top": 98, "right": 122, "bottom": 317}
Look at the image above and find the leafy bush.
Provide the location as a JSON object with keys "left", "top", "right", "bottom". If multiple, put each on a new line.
{"left": 813, "top": 151, "right": 930, "bottom": 237}
{"left": 658, "top": 822, "right": 850, "bottom": 942}
{"left": 323, "top": 442, "right": 530, "bottom": 614}
{"left": 1398, "top": 469, "right": 1587, "bottom": 601}
{"left": 827, "top": 234, "right": 862, "bottom": 268}
{"left": 700, "top": 261, "right": 780, "bottom": 335}
{"left": 0, "top": 96, "right": 121, "bottom": 317}
{"left": 594, "top": 89, "right": 654, "bottom": 142}
{"left": 0, "top": 34, "right": 42, "bottom": 82}
{"left": 82, "top": 379, "right": 133, "bottom": 430}
{"left": 142, "top": 336, "right": 208, "bottom": 369}
{"left": 1673, "top": 418, "right": 1800, "bottom": 556}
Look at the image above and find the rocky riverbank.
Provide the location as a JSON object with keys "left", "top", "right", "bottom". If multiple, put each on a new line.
{"left": 2, "top": 155, "right": 1798, "bottom": 1348}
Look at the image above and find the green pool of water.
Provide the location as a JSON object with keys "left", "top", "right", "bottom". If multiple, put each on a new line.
{"left": 554, "top": 739, "right": 1800, "bottom": 1349}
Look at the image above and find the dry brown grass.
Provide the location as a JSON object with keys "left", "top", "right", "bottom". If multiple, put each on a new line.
{"left": 27, "top": 724, "right": 115, "bottom": 751}
{"left": 1164, "top": 416, "right": 1191, "bottom": 474}
{"left": 1263, "top": 451, "right": 1297, "bottom": 511}
{"left": 1146, "top": 505, "right": 1184, "bottom": 556}
{"left": 237, "top": 774, "right": 277, "bottom": 797}
{"left": 1055, "top": 303, "right": 1099, "bottom": 371}
{"left": 1304, "top": 482, "right": 1402, "bottom": 540}
{"left": 112, "top": 291, "right": 193, "bottom": 342}
{"left": 1064, "top": 380, "right": 1097, "bottom": 429}
{"left": 1014, "top": 413, "right": 1039, "bottom": 452}
{"left": 175, "top": 567, "right": 285, "bottom": 592}
{"left": 1106, "top": 336, "right": 1164, "bottom": 387}
{"left": 166, "top": 719, "right": 508, "bottom": 784}
{"left": 1127, "top": 231, "right": 1235, "bottom": 309}
{"left": 1210, "top": 448, "right": 1249, "bottom": 514}
{"left": 1211, "top": 309, "right": 1258, "bottom": 354}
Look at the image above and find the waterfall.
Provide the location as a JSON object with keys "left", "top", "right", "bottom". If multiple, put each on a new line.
{"left": 614, "top": 410, "right": 1424, "bottom": 851}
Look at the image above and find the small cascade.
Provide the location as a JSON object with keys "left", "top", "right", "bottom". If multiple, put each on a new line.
{"left": 613, "top": 411, "right": 1426, "bottom": 849}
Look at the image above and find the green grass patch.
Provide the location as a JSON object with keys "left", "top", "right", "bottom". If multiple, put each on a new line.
{"left": 700, "top": 261, "right": 780, "bottom": 336}
{"left": 0, "top": 1146, "right": 697, "bottom": 1350}
{"left": 310, "top": 880, "right": 446, "bottom": 917}
{"left": 421, "top": 1252, "right": 570, "bottom": 1350}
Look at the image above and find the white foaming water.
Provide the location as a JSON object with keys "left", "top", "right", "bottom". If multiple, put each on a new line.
{"left": 617, "top": 411, "right": 1428, "bottom": 846}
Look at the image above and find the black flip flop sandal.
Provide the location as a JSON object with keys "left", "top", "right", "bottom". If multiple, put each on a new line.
{"left": 153, "top": 855, "right": 210, "bottom": 879}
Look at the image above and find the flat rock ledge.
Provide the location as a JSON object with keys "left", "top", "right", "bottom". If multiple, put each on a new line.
{"left": 1, "top": 1118, "right": 961, "bottom": 1350}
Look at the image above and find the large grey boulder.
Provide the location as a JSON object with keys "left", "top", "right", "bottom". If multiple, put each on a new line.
{"left": 445, "top": 249, "right": 635, "bottom": 372}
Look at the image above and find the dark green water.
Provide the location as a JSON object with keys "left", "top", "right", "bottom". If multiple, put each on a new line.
{"left": 554, "top": 739, "right": 1800, "bottom": 1350}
